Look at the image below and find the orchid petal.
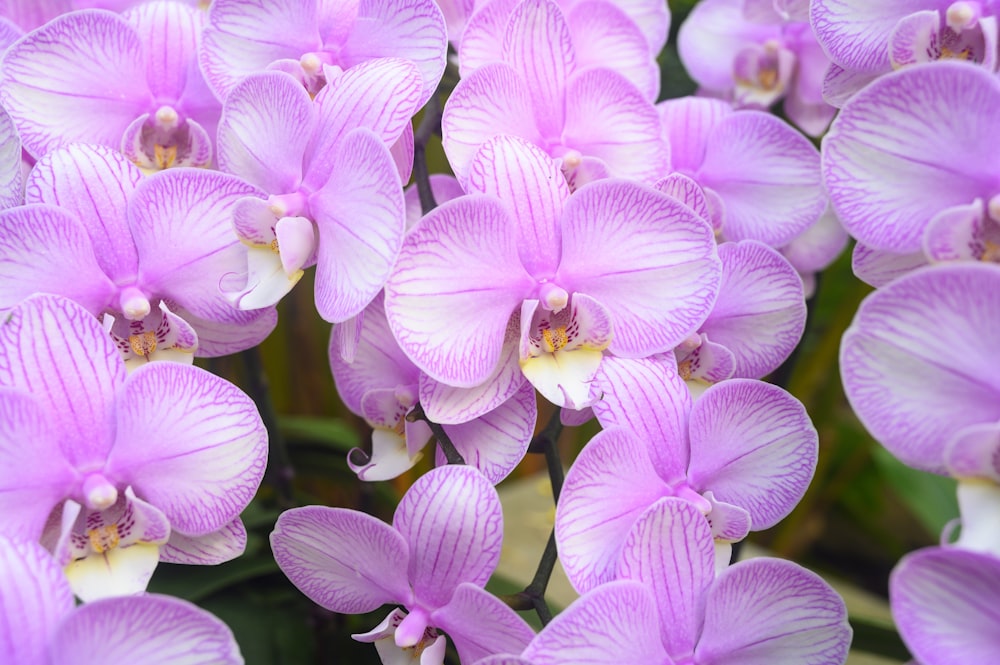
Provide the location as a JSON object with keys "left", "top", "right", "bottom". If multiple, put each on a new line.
{"left": 891, "top": 547, "right": 1000, "bottom": 665}
{"left": 385, "top": 195, "right": 534, "bottom": 386}
{"left": 349, "top": 428, "right": 424, "bottom": 482}
{"left": 169, "top": 306, "right": 277, "bottom": 358}
{"left": 310, "top": 57, "right": 422, "bottom": 170}
{"left": 466, "top": 134, "right": 568, "bottom": 277}
{"left": 562, "top": 69, "right": 668, "bottom": 183}
{"left": 810, "top": 0, "right": 922, "bottom": 72}
{"left": 433, "top": 583, "right": 535, "bottom": 664}
{"left": 217, "top": 71, "right": 316, "bottom": 192}
{"left": 0, "top": 204, "right": 116, "bottom": 314}
{"left": 271, "top": 505, "right": 411, "bottom": 612}
{"left": 438, "top": 380, "right": 536, "bottom": 483}
{"left": 456, "top": 0, "right": 518, "bottom": 75}
{"left": 923, "top": 200, "right": 992, "bottom": 263}
{"left": 64, "top": 541, "right": 161, "bottom": 603}
{"left": 501, "top": 0, "right": 574, "bottom": 140}
{"left": 558, "top": 180, "right": 720, "bottom": 355}
{"left": 687, "top": 379, "right": 817, "bottom": 529}
{"left": 330, "top": 293, "right": 419, "bottom": 414}
{"left": 341, "top": 0, "right": 447, "bottom": 107}
{"left": 567, "top": 1, "right": 659, "bottom": 100}
{"left": 404, "top": 174, "right": 464, "bottom": 230}
{"left": 522, "top": 580, "right": 666, "bottom": 664}
{"left": 419, "top": 327, "right": 526, "bottom": 424}
{"left": 160, "top": 518, "right": 247, "bottom": 565}
{"left": 0, "top": 536, "right": 73, "bottom": 665}
{"left": 700, "top": 110, "right": 824, "bottom": 246}
{"left": 124, "top": 0, "right": 206, "bottom": 105}
{"left": 841, "top": 263, "right": 1000, "bottom": 472}
{"left": 851, "top": 242, "right": 927, "bottom": 289}
{"left": 705, "top": 493, "right": 752, "bottom": 543}
{"left": 655, "top": 172, "right": 711, "bottom": 224}
{"left": 945, "top": 422, "right": 1000, "bottom": 482}
{"left": 311, "top": 128, "right": 405, "bottom": 322}
{"left": 0, "top": 10, "right": 150, "bottom": 156}
{"left": 780, "top": 206, "right": 848, "bottom": 275}
{"left": 0, "top": 294, "right": 122, "bottom": 466}
{"left": 393, "top": 465, "right": 503, "bottom": 608}
{"left": 658, "top": 97, "right": 734, "bottom": 175}
{"left": 702, "top": 241, "right": 806, "bottom": 379}
{"left": 820, "top": 62, "right": 879, "bottom": 108}
{"left": 556, "top": 427, "right": 666, "bottom": 592}
{"left": 618, "top": 498, "right": 715, "bottom": 658}
{"left": 108, "top": 362, "right": 266, "bottom": 535}
{"left": 592, "top": 354, "right": 691, "bottom": 481}
{"left": 696, "top": 557, "right": 851, "bottom": 664}
{"left": 129, "top": 168, "right": 266, "bottom": 322}
{"left": 822, "top": 62, "right": 1000, "bottom": 253}
{"left": 25, "top": 144, "right": 142, "bottom": 283}
{"left": 441, "top": 63, "right": 543, "bottom": 183}
{"left": 0, "top": 389, "right": 74, "bottom": 540}
{"left": 51, "top": 594, "right": 242, "bottom": 664}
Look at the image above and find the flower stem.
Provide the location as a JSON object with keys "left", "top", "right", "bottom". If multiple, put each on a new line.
{"left": 240, "top": 347, "right": 295, "bottom": 508}
{"left": 413, "top": 93, "right": 441, "bottom": 215}
{"left": 407, "top": 402, "right": 466, "bottom": 465}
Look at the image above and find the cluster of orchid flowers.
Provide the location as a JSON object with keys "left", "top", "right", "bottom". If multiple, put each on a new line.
{"left": 0, "top": 0, "right": 996, "bottom": 662}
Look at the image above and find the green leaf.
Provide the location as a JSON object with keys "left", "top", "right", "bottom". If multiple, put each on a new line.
{"left": 873, "top": 446, "right": 958, "bottom": 538}
{"left": 279, "top": 415, "right": 359, "bottom": 452}
{"left": 147, "top": 555, "right": 279, "bottom": 602}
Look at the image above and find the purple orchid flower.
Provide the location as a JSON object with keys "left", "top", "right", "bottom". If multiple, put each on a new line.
{"left": 891, "top": 546, "right": 1000, "bottom": 665}
{"left": 330, "top": 292, "right": 535, "bottom": 482}
{"left": 460, "top": 0, "right": 660, "bottom": 101}
{"left": 442, "top": 0, "right": 668, "bottom": 188}
{"left": 271, "top": 464, "right": 535, "bottom": 664}
{"left": 480, "top": 499, "right": 851, "bottom": 665}
{"left": 199, "top": 0, "right": 446, "bottom": 104}
{"left": 557, "top": 357, "right": 817, "bottom": 592}
{"left": 385, "top": 134, "right": 720, "bottom": 409}
{"left": 0, "top": 3, "right": 220, "bottom": 170}
{"left": 659, "top": 97, "right": 827, "bottom": 249}
{"left": 0, "top": 143, "right": 276, "bottom": 361}
{"left": 0, "top": 294, "right": 267, "bottom": 601}
{"left": 1, "top": 535, "right": 244, "bottom": 663}
{"left": 215, "top": 60, "right": 418, "bottom": 321}
{"left": 841, "top": 262, "right": 1000, "bottom": 475}
{"left": 823, "top": 62, "right": 1000, "bottom": 283}
{"left": 678, "top": 0, "right": 836, "bottom": 136}
{"left": 779, "top": 205, "right": 849, "bottom": 297}
{"left": 811, "top": 0, "right": 999, "bottom": 106}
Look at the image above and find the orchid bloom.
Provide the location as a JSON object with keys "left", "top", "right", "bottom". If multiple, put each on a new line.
{"left": 0, "top": 3, "right": 220, "bottom": 170}
{"left": 330, "top": 292, "right": 536, "bottom": 482}
{"left": 557, "top": 357, "right": 817, "bottom": 591}
{"left": 199, "top": 0, "right": 447, "bottom": 103}
{"left": 385, "top": 134, "right": 720, "bottom": 410}
{"left": 442, "top": 0, "right": 667, "bottom": 188}
{"left": 0, "top": 294, "right": 268, "bottom": 601}
{"left": 479, "top": 499, "right": 851, "bottom": 665}
{"left": 0, "top": 143, "right": 276, "bottom": 363}
{"left": 0, "top": 535, "right": 244, "bottom": 663}
{"left": 823, "top": 62, "right": 1000, "bottom": 284}
{"left": 678, "top": 0, "right": 835, "bottom": 136}
{"left": 271, "top": 465, "right": 534, "bottom": 665}
{"left": 891, "top": 546, "right": 1000, "bottom": 665}
{"left": 215, "top": 60, "right": 417, "bottom": 320}
{"left": 811, "top": 0, "right": 1000, "bottom": 106}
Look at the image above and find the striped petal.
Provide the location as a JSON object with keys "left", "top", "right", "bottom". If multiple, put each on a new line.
{"left": 392, "top": 465, "right": 503, "bottom": 608}
{"left": 271, "top": 505, "right": 411, "bottom": 613}
{"left": 106, "top": 362, "right": 267, "bottom": 536}
{"left": 841, "top": 263, "right": 1000, "bottom": 472}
